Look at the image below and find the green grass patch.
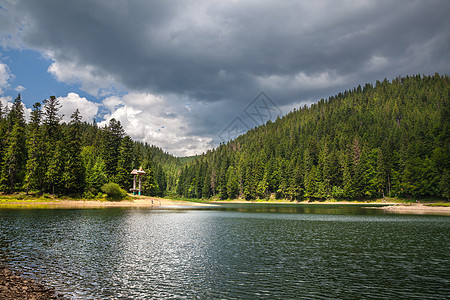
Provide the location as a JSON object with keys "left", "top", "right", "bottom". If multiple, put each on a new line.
{"left": 0, "top": 192, "right": 111, "bottom": 203}
{"left": 425, "top": 202, "right": 450, "bottom": 207}
{"left": 163, "top": 195, "right": 210, "bottom": 203}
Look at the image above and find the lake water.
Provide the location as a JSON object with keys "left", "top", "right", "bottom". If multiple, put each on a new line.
{"left": 0, "top": 204, "right": 449, "bottom": 299}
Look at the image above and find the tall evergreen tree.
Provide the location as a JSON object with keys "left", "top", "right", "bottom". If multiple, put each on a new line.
{"left": 102, "top": 118, "right": 125, "bottom": 180}
{"left": 0, "top": 102, "right": 7, "bottom": 170}
{"left": 141, "top": 159, "right": 160, "bottom": 196}
{"left": 62, "top": 109, "right": 86, "bottom": 194}
{"left": 116, "top": 135, "right": 134, "bottom": 190}
{"left": 43, "top": 96, "right": 63, "bottom": 194}
{"left": 0, "top": 95, "right": 27, "bottom": 193}
{"left": 81, "top": 146, "right": 107, "bottom": 195}
{"left": 24, "top": 102, "right": 45, "bottom": 193}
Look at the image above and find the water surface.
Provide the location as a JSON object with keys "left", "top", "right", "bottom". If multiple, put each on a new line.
{"left": 0, "top": 205, "right": 449, "bottom": 299}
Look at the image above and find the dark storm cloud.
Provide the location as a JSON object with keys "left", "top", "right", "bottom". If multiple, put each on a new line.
{"left": 1, "top": 0, "right": 449, "bottom": 154}
{"left": 4, "top": 0, "right": 449, "bottom": 103}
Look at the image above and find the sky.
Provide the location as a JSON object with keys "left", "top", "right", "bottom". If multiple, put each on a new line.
{"left": 0, "top": 0, "right": 449, "bottom": 156}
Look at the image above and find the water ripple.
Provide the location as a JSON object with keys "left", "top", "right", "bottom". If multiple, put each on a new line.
{"left": 0, "top": 208, "right": 449, "bottom": 299}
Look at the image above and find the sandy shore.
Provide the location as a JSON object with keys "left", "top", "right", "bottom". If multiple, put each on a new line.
{"left": 212, "top": 199, "right": 398, "bottom": 205}
{"left": 0, "top": 196, "right": 215, "bottom": 209}
{"left": 1, "top": 197, "right": 449, "bottom": 215}
{"left": 372, "top": 203, "right": 450, "bottom": 216}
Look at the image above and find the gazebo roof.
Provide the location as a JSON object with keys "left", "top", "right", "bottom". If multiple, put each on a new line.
{"left": 130, "top": 169, "right": 138, "bottom": 175}
{"left": 137, "top": 167, "right": 146, "bottom": 175}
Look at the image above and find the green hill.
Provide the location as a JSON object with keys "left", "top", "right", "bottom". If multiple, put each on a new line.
{"left": 176, "top": 74, "right": 449, "bottom": 201}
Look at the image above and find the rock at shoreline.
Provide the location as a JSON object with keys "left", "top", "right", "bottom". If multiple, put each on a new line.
{"left": 0, "top": 264, "right": 66, "bottom": 299}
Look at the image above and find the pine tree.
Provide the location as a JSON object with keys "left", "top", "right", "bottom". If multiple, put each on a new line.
{"left": 0, "top": 95, "right": 27, "bottom": 193}
{"left": 62, "top": 109, "right": 86, "bottom": 194}
{"left": 43, "top": 96, "right": 63, "bottom": 139}
{"left": 24, "top": 102, "right": 45, "bottom": 193}
{"left": 0, "top": 102, "right": 7, "bottom": 173}
{"left": 43, "top": 96, "right": 63, "bottom": 194}
{"left": 154, "top": 164, "right": 167, "bottom": 196}
{"left": 115, "top": 136, "right": 134, "bottom": 190}
{"left": 226, "top": 166, "right": 239, "bottom": 199}
{"left": 82, "top": 146, "right": 108, "bottom": 195}
{"left": 141, "top": 159, "right": 160, "bottom": 196}
{"left": 102, "top": 118, "right": 125, "bottom": 180}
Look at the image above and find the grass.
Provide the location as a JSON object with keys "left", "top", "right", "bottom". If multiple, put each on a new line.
{"left": 424, "top": 202, "right": 450, "bottom": 207}
{"left": 167, "top": 196, "right": 449, "bottom": 205}
{"left": 0, "top": 192, "right": 110, "bottom": 203}
{"left": 1, "top": 192, "right": 448, "bottom": 206}
{"left": 0, "top": 193, "right": 55, "bottom": 202}
{"left": 163, "top": 195, "right": 210, "bottom": 203}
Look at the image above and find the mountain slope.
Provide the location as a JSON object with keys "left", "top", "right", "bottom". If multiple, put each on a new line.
{"left": 177, "top": 74, "right": 449, "bottom": 200}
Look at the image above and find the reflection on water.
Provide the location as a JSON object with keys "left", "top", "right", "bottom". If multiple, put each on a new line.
{"left": 0, "top": 206, "right": 449, "bottom": 299}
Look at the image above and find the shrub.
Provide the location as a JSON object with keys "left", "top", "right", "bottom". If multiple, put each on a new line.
{"left": 101, "top": 183, "right": 128, "bottom": 200}
{"left": 83, "top": 191, "right": 96, "bottom": 199}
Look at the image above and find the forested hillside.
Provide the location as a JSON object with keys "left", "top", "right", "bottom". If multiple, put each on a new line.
{"left": 1, "top": 74, "right": 448, "bottom": 200}
{"left": 177, "top": 74, "right": 449, "bottom": 200}
{"left": 0, "top": 95, "right": 182, "bottom": 197}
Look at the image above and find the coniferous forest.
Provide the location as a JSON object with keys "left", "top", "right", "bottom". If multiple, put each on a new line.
{"left": 178, "top": 74, "right": 449, "bottom": 200}
{"left": 0, "top": 95, "right": 179, "bottom": 197}
{"left": 0, "top": 74, "right": 448, "bottom": 200}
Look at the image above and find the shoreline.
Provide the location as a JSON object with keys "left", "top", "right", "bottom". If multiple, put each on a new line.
{"left": 368, "top": 203, "right": 450, "bottom": 215}
{"left": 0, "top": 264, "right": 65, "bottom": 299}
{"left": 1, "top": 197, "right": 449, "bottom": 215}
{"left": 0, "top": 196, "right": 216, "bottom": 209}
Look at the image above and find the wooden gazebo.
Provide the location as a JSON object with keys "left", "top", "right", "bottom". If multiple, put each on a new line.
{"left": 130, "top": 167, "right": 146, "bottom": 195}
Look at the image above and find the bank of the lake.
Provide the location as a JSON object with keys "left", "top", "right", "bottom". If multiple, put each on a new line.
{"left": 0, "top": 195, "right": 215, "bottom": 209}
{"left": 1, "top": 195, "right": 450, "bottom": 215}
{"left": 207, "top": 198, "right": 450, "bottom": 216}
{"left": 0, "top": 263, "right": 65, "bottom": 299}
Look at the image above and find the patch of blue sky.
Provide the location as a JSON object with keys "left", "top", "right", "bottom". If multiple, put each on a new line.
{"left": 0, "top": 48, "right": 94, "bottom": 106}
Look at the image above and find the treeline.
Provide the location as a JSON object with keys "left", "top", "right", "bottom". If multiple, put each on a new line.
{"left": 0, "top": 95, "right": 179, "bottom": 197}
{"left": 177, "top": 74, "right": 449, "bottom": 200}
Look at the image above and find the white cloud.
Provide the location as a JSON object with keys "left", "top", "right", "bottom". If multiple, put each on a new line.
{"left": 256, "top": 70, "right": 350, "bottom": 92}
{"left": 98, "top": 92, "right": 214, "bottom": 156}
{"left": 14, "top": 85, "right": 26, "bottom": 93}
{"left": 365, "top": 55, "right": 389, "bottom": 72}
{"left": 0, "top": 96, "right": 12, "bottom": 110}
{"left": 48, "top": 59, "right": 118, "bottom": 96}
{"left": 58, "top": 92, "right": 99, "bottom": 123}
{"left": 0, "top": 62, "right": 12, "bottom": 94}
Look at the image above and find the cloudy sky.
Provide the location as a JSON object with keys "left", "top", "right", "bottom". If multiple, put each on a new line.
{"left": 0, "top": 0, "right": 449, "bottom": 156}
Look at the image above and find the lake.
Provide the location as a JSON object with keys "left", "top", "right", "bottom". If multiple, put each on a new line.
{"left": 0, "top": 204, "right": 449, "bottom": 299}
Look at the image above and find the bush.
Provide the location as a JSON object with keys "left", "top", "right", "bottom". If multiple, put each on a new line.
{"left": 83, "top": 191, "right": 96, "bottom": 199}
{"left": 101, "top": 183, "right": 128, "bottom": 200}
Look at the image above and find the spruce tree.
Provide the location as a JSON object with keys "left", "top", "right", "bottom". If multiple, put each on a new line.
{"left": 115, "top": 135, "right": 134, "bottom": 190}
{"left": 0, "top": 102, "right": 7, "bottom": 172}
{"left": 141, "top": 159, "right": 160, "bottom": 196}
{"left": 81, "top": 146, "right": 107, "bottom": 195}
{"left": 62, "top": 109, "right": 86, "bottom": 194}
{"left": 102, "top": 118, "right": 125, "bottom": 180}
{"left": 0, "top": 95, "right": 27, "bottom": 193}
{"left": 24, "top": 102, "right": 45, "bottom": 194}
{"left": 43, "top": 96, "right": 63, "bottom": 194}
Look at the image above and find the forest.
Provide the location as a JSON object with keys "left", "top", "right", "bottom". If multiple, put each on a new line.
{"left": 0, "top": 74, "right": 448, "bottom": 201}
{"left": 177, "top": 74, "right": 448, "bottom": 200}
{"left": 0, "top": 95, "right": 180, "bottom": 197}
